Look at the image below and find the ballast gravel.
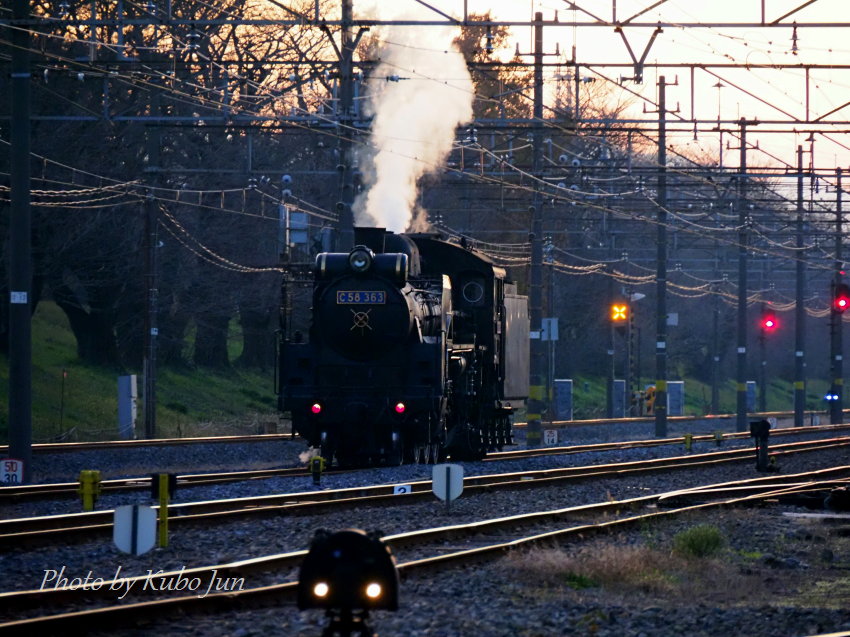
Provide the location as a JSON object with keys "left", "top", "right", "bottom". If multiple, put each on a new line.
{"left": 3, "top": 420, "right": 850, "bottom": 636}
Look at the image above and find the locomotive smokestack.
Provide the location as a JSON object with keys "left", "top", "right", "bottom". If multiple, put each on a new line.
{"left": 354, "top": 227, "right": 387, "bottom": 254}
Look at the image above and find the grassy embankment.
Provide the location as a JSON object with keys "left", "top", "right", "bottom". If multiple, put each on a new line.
{"left": 0, "top": 301, "right": 279, "bottom": 443}
{"left": 0, "top": 301, "right": 831, "bottom": 443}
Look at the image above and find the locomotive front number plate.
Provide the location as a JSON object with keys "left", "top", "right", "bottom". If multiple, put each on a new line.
{"left": 336, "top": 290, "right": 386, "bottom": 304}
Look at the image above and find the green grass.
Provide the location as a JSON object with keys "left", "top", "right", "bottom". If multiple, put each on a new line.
{"left": 566, "top": 374, "right": 830, "bottom": 420}
{"left": 672, "top": 524, "right": 726, "bottom": 558}
{"left": 0, "top": 301, "right": 279, "bottom": 443}
{"left": 1, "top": 302, "right": 833, "bottom": 442}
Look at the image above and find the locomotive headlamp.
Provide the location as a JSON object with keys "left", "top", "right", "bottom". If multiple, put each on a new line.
{"left": 313, "top": 582, "right": 330, "bottom": 598}
{"left": 365, "top": 582, "right": 382, "bottom": 599}
{"left": 394, "top": 402, "right": 406, "bottom": 414}
{"left": 311, "top": 403, "right": 322, "bottom": 414}
{"left": 349, "top": 247, "right": 374, "bottom": 273}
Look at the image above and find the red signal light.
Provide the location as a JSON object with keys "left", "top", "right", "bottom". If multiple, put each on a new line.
{"left": 760, "top": 308, "right": 778, "bottom": 331}
{"left": 394, "top": 402, "right": 406, "bottom": 414}
{"left": 311, "top": 403, "right": 322, "bottom": 414}
{"left": 835, "top": 283, "right": 850, "bottom": 314}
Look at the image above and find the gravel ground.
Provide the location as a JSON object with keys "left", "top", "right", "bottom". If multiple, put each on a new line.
{"left": 3, "top": 422, "right": 850, "bottom": 636}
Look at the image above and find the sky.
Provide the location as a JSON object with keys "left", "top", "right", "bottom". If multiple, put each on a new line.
{"left": 392, "top": 0, "right": 850, "bottom": 174}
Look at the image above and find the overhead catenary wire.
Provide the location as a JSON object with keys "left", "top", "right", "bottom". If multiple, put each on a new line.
{"left": 4, "top": 9, "right": 848, "bottom": 304}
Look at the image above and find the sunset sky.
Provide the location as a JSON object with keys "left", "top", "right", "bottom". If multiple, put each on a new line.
{"left": 390, "top": 0, "right": 850, "bottom": 172}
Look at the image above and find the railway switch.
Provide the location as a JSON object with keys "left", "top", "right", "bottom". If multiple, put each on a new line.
{"left": 311, "top": 455, "right": 326, "bottom": 486}
{"left": 298, "top": 528, "right": 399, "bottom": 637}
{"left": 77, "top": 470, "right": 101, "bottom": 511}
{"left": 749, "top": 420, "right": 776, "bottom": 472}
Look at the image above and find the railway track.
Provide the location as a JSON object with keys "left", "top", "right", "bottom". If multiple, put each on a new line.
{"left": 0, "top": 433, "right": 296, "bottom": 455}
{"left": 4, "top": 423, "right": 849, "bottom": 504}
{"left": 0, "top": 465, "right": 314, "bottom": 501}
{"left": 1, "top": 466, "right": 847, "bottom": 634}
{"left": 0, "top": 409, "right": 834, "bottom": 455}
{"left": 3, "top": 436, "right": 848, "bottom": 548}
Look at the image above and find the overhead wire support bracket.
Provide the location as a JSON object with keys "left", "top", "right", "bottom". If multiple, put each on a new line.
{"left": 615, "top": 25, "right": 663, "bottom": 84}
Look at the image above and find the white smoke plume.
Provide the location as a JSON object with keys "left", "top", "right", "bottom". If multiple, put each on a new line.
{"left": 299, "top": 447, "right": 321, "bottom": 465}
{"left": 354, "top": 3, "right": 473, "bottom": 232}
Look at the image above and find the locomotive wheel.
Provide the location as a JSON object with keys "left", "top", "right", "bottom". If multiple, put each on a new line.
{"left": 386, "top": 437, "right": 404, "bottom": 466}
{"left": 320, "top": 443, "right": 335, "bottom": 468}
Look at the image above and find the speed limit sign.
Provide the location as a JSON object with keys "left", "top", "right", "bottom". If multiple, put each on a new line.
{"left": 2, "top": 459, "right": 24, "bottom": 484}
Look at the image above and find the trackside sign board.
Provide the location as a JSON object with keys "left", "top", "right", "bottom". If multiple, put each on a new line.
{"left": 432, "top": 464, "right": 463, "bottom": 502}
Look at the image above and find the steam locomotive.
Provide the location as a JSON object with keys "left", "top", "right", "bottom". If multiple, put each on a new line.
{"left": 277, "top": 227, "right": 529, "bottom": 466}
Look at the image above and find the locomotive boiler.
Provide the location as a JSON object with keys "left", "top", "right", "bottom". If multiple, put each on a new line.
{"left": 277, "top": 227, "right": 529, "bottom": 466}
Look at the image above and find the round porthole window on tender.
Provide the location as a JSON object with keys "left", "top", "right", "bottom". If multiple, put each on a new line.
{"left": 462, "top": 281, "right": 484, "bottom": 303}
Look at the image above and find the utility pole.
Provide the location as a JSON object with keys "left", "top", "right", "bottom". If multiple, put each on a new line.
{"left": 526, "top": 12, "right": 545, "bottom": 447}
{"left": 143, "top": 107, "right": 161, "bottom": 440}
{"left": 336, "top": 0, "right": 355, "bottom": 251}
{"left": 794, "top": 146, "right": 806, "bottom": 427}
{"left": 545, "top": 235, "right": 555, "bottom": 422}
{"left": 735, "top": 119, "right": 750, "bottom": 433}
{"left": 758, "top": 308, "right": 767, "bottom": 412}
{"left": 831, "top": 168, "right": 844, "bottom": 424}
{"left": 711, "top": 287, "right": 720, "bottom": 414}
{"left": 8, "top": 0, "right": 33, "bottom": 481}
{"left": 654, "top": 75, "right": 668, "bottom": 438}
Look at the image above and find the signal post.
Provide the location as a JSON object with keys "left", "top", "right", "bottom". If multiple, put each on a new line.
{"left": 758, "top": 305, "right": 778, "bottom": 412}
{"left": 832, "top": 279, "right": 850, "bottom": 422}
{"left": 608, "top": 301, "right": 629, "bottom": 418}
{"left": 830, "top": 170, "right": 845, "bottom": 424}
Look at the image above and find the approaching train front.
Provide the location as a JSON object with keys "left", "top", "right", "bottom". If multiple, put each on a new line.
{"left": 278, "top": 241, "right": 448, "bottom": 466}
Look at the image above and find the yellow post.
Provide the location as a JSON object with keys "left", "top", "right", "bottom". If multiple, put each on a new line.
{"left": 77, "top": 470, "right": 101, "bottom": 511}
{"left": 310, "top": 455, "right": 326, "bottom": 486}
{"left": 714, "top": 431, "right": 724, "bottom": 447}
{"left": 157, "top": 473, "right": 169, "bottom": 548}
{"left": 683, "top": 433, "right": 693, "bottom": 452}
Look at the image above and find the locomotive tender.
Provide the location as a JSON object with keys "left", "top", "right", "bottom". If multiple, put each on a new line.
{"left": 277, "top": 227, "right": 529, "bottom": 466}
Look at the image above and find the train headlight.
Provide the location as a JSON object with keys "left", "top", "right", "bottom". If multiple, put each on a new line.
{"left": 365, "top": 582, "right": 382, "bottom": 599}
{"left": 349, "top": 247, "right": 373, "bottom": 273}
{"left": 313, "top": 581, "right": 330, "bottom": 598}
{"left": 394, "top": 402, "right": 406, "bottom": 414}
{"left": 311, "top": 403, "right": 322, "bottom": 414}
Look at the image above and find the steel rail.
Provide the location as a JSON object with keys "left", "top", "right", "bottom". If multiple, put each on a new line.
{"left": 0, "top": 466, "right": 317, "bottom": 501}
{"left": 2, "top": 411, "right": 843, "bottom": 455}
{"left": 0, "top": 432, "right": 295, "bottom": 455}
{"left": 3, "top": 436, "right": 844, "bottom": 531}
{"left": 1, "top": 438, "right": 847, "bottom": 548}
{"left": 1, "top": 469, "right": 847, "bottom": 634}
{"left": 486, "top": 423, "right": 850, "bottom": 460}
{"left": 7, "top": 422, "right": 847, "bottom": 502}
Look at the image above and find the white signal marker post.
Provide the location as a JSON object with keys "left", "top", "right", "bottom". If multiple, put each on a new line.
{"left": 113, "top": 505, "right": 157, "bottom": 556}
{"left": 432, "top": 463, "right": 463, "bottom": 513}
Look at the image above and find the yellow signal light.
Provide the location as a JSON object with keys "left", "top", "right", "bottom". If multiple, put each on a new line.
{"left": 610, "top": 304, "right": 628, "bottom": 322}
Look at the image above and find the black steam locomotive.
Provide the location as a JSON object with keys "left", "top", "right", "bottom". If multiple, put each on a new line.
{"left": 277, "top": 228, "right": 529, "bottom": 466}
